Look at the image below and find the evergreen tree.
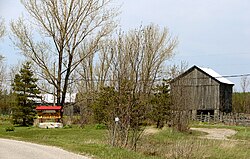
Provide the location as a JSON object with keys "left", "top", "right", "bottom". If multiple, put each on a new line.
{"left": 150, "top": 79, "right": 171, "bottom": 128}
{"left": 92, "top": 86, "right": 118, "bottom": 124}
{"left": 12, "top": 62, "right": 40, "bottom": 126}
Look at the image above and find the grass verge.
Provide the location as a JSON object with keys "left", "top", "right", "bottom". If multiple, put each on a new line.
{"left": 0, "top": 123, "right": 159, "bottom": 159}
{"left": 0, "top": 120, "right": 250, "bottom": 159}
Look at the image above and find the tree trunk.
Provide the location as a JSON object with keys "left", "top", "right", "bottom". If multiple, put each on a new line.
{"left": 57, "top": 51, "right": 63, "bottom": 106}
{"left": 22, "top": 118, "right": 26, "bottom": 126}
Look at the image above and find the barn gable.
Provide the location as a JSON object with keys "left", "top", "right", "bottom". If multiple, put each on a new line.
{"left": 171, "top": 65, "right": 234, "bottom": 85}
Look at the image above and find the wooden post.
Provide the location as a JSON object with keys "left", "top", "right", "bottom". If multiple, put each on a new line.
{"left": 201, "top": 112, "right": 203, "bottom": 122}
{"left": 208, "top": 112, "right": 210, "bottom": 123}
{"left": 192, "top": 110, "right": 197, "bottom": 120}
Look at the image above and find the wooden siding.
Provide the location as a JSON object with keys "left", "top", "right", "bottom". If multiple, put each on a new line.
{"left": 171, "top": 66, "right": 233, "bottom": 112}
{"left": 219, "top": 84, "right": 233, "bottom": 112}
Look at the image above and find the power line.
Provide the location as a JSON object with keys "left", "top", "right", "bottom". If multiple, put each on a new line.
{"left": 221, "top": 73, "right": 250, "bottom": 78}
{"left": 3, "top": 73, "right": 250, "bottom": 83}
{"left": 175, "top": 52, "right": 250, "bottom": 58}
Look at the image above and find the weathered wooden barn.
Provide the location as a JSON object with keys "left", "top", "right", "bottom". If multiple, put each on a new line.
{"left": 170, "top": 65, "right": 234, "bottom": 117}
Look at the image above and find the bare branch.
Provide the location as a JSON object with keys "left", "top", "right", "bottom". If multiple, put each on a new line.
{"left": 12, "top": 0, "right": 118, "bottom": 107}
{"left": 0, "top": 18, "right": 5, "bottom": 38}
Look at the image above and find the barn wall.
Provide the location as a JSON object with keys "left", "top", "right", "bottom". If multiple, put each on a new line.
{"left": 219, "top": 84, "right": 233, "bottom": 113}
{"left": 171, "top": 68, "right": 220, "bottom": 111}
{"left": 194, "top": 68, "right": 220, "bottom": 110}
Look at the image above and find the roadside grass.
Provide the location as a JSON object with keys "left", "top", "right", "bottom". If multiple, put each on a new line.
{"left": 0, "top": 122, "right": 159, "bottom": 159}
{"left": 0, "top": 119, "right": 250, "bottom": 159}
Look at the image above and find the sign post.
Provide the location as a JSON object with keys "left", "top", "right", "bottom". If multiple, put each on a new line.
{"left": 112, "top": 117, "right": 119, "bottom": 146}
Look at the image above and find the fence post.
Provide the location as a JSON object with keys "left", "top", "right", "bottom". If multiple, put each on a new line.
{"left": 214, "top": 110, "right": 219, "bottom": 122}
{"left": 208, "top": 112, "right": 210, "bottom": 123}
{"left": 201, "top": 112, "right": 203, "bottom": 122}
{"left": 192, "top": 110, "right": 197, "bottom": 120}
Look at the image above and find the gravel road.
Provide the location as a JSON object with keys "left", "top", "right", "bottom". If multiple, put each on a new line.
{"left": 0, "top": 138, "right": 90, "bottom": 159}
{"left": 190, "top": 128, "right": 237, "bottom": 140}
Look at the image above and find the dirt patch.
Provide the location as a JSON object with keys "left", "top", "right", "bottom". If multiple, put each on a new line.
{"left": 220, "top": 141, "right": 237, "bottom": 149}
{"left": 144, "top": 127, "right": 161, "bottom": 135}
{"left": 144, "top": 127, "right": 238, "bottom": 141}
{"left": 190, "top": 128, "right": 237, "bottom": 140}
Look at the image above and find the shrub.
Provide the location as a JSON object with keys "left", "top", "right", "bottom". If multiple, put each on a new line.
{"left": 5, "top": 126, "right": 15, "bottom": 132}
{"left": 95, "top": 123, "right": 107, "bottom": 130}
{"left": 63, "top": 125, "right": 72, "bottom": 129}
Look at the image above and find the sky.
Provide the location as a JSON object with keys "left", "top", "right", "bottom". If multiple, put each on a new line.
{"left": 1, "top": 0, "right": 250, "bottom": 91}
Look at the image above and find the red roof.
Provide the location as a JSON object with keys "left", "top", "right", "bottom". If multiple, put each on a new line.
{"left": 36, "top": 106, "right": 62, "bottom": 110}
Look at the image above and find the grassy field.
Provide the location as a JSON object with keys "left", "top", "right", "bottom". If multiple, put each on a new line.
{"left": 0, "top": 118, "right": 250, "bottom": 159}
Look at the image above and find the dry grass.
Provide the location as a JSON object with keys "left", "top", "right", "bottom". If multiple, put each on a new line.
{"left": 144, "top": 126, "right": 161, "bottom": 135}
{"left": 138, "top": 126, "right": 250, "bottom": 159}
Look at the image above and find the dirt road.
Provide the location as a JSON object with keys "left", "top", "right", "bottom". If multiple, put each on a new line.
{"left": 0, "top": 138, "right": 90, "bottom": 159}
{"left": 190, "top": 128, "right": 237, "bottom": 140}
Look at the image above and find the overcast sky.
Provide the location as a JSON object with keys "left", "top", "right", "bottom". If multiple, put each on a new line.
{"left": 1, "top": 0, "right": 250, "bottom": 91}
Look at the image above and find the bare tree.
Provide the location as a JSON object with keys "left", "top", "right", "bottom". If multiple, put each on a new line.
{"left": 240, "top": 76, "right": 250, "bottom": 93}
{"left": 0, "top": 17, "right": 5, "bottom": 63}
{"left": 168, "top": 61, "right": 189, "bottom": 79}
{"left": 168, "top": 62, "right": 193, "bottom": 132}
{"left": 0, "top": 58, "right": 6, "bottom": 91}
{"left": 235, "top": 76, "right": 250, "bottom": 113}
{"left": 0, "top": 17, "right": 6, "bottom": 95}
{"left": 11, "top": 0, "right": 118, "bottom": 109}
{"left": 0, "top": 17, "right": 5, "bottom": 39}
{"left": 73, "top": 38, "right": 118, "bottom": 125}
{"left": 88, "top": 24, "right": 177, "bottom": 149}
{"left": 170, "top": 79, "right": 191, "bottom": 132}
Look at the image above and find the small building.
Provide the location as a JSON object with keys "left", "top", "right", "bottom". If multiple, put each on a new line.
{"left": 35, "top": 106, "right": 63, "bottom": 128}
{"left": 37, "top": 93, "right": 77, "bottom": 116}
{"left": 31, "top": 93, "right": 77, "bottom": 105}
{"left": 170, "top": 65, "right": 234, "bottom": 117}
{"left": 41, "top": 93, "right": 76, "bottom": 104}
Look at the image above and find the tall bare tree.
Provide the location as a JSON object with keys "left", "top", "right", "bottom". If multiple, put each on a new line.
{"left": 167, "top": 61, "right": 189, "bottom": 79}
{"left": 11, "top": 0, "right": 118, "bottom": 108}
{"left": 0, "top": 17, "right": 6, "bottom": 94}
{"left": 84, "top": 24, "right": 178, "bottom": 149}
{"left": 0, "top": 17, "right": 5, "bottom": 61}
{"left": 234, "top": 76, "right": 250, "bottom": 113}
{"left": 0, "top": 55, "right": 6, "bottom": 114}
{"left": 0, "top": 17, "right": 5, "bottom": 39}
{"left": 170, "top": 78, "right": 191, "bottom": 132}
{"left": 241, "top": 76, "right": 250, "bottom": 93}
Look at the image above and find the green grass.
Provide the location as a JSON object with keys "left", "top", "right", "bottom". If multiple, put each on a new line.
{"left": 0, "top": 123, "right": 159, "bottom": 159}
{"left": 0, "top": 119, "right": 250, "bottom": 159}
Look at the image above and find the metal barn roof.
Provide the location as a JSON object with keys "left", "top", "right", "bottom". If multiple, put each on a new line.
{"left": 198, "top": 66, "right": 234, "bottom": 85}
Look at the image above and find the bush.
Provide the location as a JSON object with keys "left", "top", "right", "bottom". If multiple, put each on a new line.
{"left": 63, "top": 125, "right": 72, "bottom": 129}
{"left": 95, "top": 123, "right": 107, "bottom": 130}
{"left": 5, "top": 126, "right": 15, "bottom": 132}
